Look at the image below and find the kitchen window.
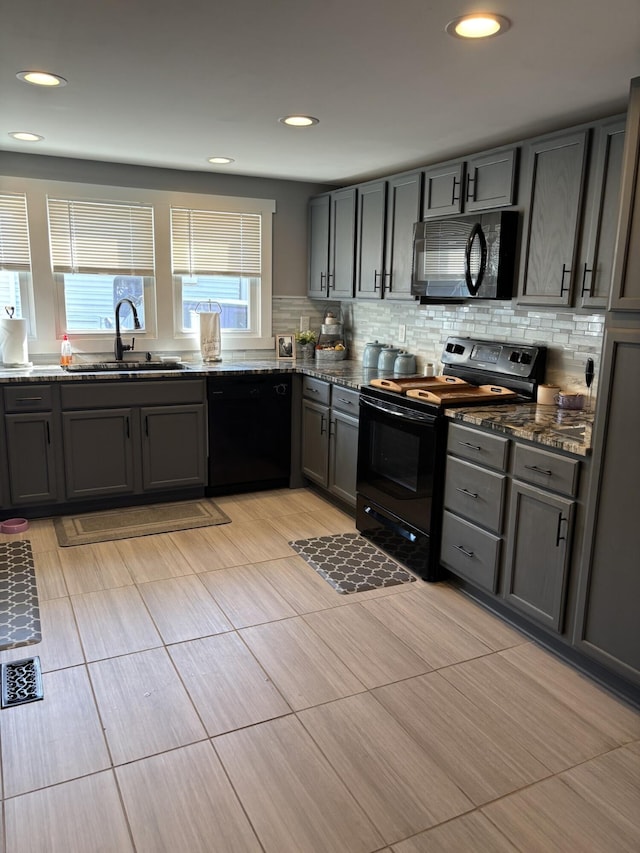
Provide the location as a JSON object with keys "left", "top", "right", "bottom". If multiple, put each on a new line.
{"left": 170, "top": 204, "right": 273, "bottom": 347}
{"left": 0, "top": 192, "right": 35, "bottom": 334}
{"left": 47, "top": 197, "right": 155, "bottom": 334}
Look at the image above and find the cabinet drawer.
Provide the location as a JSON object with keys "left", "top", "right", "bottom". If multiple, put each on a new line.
{"left": 441, "top": 511, "right": 501, "bottom": 592}
{"left": 331, "top": 385, "right": 360, "bottom": 415}
{"left": 302, "top": 376, "right": 331, "bottom": 405}
{"left": 513, "top": 443, "right": 580, "bottom": 497}
{"left": 61, "top": 379, "right": 205, "bottom": 410}
{"left": 447, "top": 423, "right": 509, "bottom": 471}
{"left": 4, "top": 385, "right": 53, "bottom": 412}
{"left": 444, "top": 456, "right": 506, "bottom": 533}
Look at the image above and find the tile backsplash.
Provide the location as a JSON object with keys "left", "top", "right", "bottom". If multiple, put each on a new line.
{"left": 273, "top": 296, "right": 605, "bottom": 396}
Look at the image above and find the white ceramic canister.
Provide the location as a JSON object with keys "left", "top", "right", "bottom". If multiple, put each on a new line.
{"left": 363, "top": 340, "right": 385, "bottom": 368}
{"left": 393, "top": 352, "right": 417, "bottom": 376}
{"left": 377, "top": 345, "right": 400, "bottom": 371}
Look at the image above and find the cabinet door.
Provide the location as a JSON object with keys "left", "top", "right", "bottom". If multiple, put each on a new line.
{"left": 504, "top": 481, "right": 574, "bottom": 632}
{"left": 62, "top": 409, "right": 135, "bottom": 498}
{"left": 422, "top": 161, "right": 464, "bottom": 218}
{"left": 308, "top": 194, "right": 330, "bottom": 298}
{"left": 610, "top": 78, "right": 640, "bottom": 310}
{"left": 573, "top": 328, "right": 640, "bottom": 684}
{"left": 301, "top": 399, "right": 329, "bottom": 487}
{"left": 384, "top": 171, "right": 422, "bottom": 301}
{"left": 579, "top": 117, "right": 626, "bottom": 308}
{"left": 5, "top": 413, "right": 58, "bottom": 505}
{"left": 141, "top": 404, "right": 206, "bottom": 491}
{"left": 329, "top": 188, "right": 356, "bottom": 298}
{"left": 355, "top": 181, "right": 387, "bottom": 299}
{"left": 465, "top": 147, "right": 518, "bottom": 212}
{"left": 328, "top": 410, "right": 358, "bottom": 507}
{"left": 518, "top": 130, "right": 588, "bottom": 306}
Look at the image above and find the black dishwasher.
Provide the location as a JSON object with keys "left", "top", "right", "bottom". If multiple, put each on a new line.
{"left": 205, "top": 375, "right": 292, "bottom": 495}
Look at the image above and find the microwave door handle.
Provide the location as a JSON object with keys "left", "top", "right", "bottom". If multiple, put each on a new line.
{"left": 464, "top": 222, "right": 488, "bottom": 296}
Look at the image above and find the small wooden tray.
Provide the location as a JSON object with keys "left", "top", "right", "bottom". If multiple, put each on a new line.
{"left": 406, "top": 384, "right": 517, "bottom": 404}
{"left": 369, "top": 375, "right": 466, "bottom": 393}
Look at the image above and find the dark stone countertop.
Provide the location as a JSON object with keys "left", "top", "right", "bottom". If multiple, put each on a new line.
{"left": 0, "top": 359, "right": 593, "bottom": 455}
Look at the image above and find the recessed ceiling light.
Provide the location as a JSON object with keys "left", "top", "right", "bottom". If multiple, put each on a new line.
{"left": 207, "top": 156, "right": 235, "bottom": 165}
{"left": 279, "top": 115, "right": 319, "bottom": 127}
{"left": 9, "top": 131, "right": 44, "bottom": 142}
{"left": 17, "top": 70, "right": 68, "bottom": 87}
{"left": 446, "top": 13, "right": 511, "bottom": 39}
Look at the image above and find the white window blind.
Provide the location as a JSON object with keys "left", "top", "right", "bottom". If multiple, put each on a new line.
{"left": 0, "top": 193, "right": 31, "bottom": 271}
{"left": 47, "top": 198, "right": 155, "bottom": 275}
{"left": 171, "top": 207, "right": 261, "bottom": 276}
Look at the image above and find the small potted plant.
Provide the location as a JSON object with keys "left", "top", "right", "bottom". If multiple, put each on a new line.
{"left": 295, "top": 330, "right": 317, "bottom": 359}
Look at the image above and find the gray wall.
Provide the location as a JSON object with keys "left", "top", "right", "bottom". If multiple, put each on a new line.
{"left": 0, "top": 151, "right": 333, "bottom": 297}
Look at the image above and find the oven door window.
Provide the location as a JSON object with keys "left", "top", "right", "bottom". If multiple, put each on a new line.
{"left": 357, "top": 401, "right": 442, "bottom": 534}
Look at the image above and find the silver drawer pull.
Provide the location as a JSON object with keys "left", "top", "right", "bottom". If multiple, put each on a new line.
{"left": 455, "top": 487, "right": 479, "bottom": 499}
{"left": 337, "top": 397, "right": 354, "bottom": 404}
{"left": 454, "top": 545, "right": 475, "bottom": 558}
{"left": 458, "top": 440, "right": 482, "bottom": 451}
{"left": 525, "top": 464, "right": 553, "bottom": 476}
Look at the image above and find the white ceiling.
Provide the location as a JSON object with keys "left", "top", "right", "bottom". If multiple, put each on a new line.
{"left": 1, "top": 0, "right": 639, "bottom": 184}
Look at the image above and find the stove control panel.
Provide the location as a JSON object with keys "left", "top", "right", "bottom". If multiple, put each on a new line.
{"left": 441, "top": 336, "right": 546, "bottom": 383}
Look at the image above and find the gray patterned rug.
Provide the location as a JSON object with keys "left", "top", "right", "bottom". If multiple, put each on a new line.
{"left": 289, "top": 532, "right": 416, "bottom": 594}
{"left": 0, "top": 540, "right": 41, "bottom": 652}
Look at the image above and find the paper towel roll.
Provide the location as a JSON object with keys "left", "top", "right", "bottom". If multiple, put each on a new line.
{"left": 199, "top": 312, "right": 222, "bottom": 362}
{"left": 0, "top": 318, "right": 29, "bottom": 366}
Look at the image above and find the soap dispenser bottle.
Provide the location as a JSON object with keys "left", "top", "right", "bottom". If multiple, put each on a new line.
{"left": 60, "top": 334, "right": 72, "bottom": 366}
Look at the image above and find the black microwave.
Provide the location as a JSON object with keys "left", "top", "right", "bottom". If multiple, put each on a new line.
{"left": 411, "top": 210, "right": 518, "bottom": 302}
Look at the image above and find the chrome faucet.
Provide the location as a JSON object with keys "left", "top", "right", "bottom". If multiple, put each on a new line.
{"left": 114, "top": 298, "right": 141, "bottom": 361}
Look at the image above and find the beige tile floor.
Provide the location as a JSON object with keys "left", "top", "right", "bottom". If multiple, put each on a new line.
{"left": 1, "top": 487, "right": 639, "bottom": 853}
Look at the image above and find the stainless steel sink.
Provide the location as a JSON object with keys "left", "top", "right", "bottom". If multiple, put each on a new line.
{"left": 63, "top": 361, "right": 186, "bottom": 372}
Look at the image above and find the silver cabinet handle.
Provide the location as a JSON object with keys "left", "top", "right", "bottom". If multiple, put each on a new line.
{"left": 454, "top": 544, "right": 475, "bottom": 558}
{"left": 455, "top": 487, "right": 479, "bottom": 499}
{"left": 458, "top": 440, "right": 482, "bottom": 451}
{"left": 525, "top": 464, "right": 553, "bottom": 476}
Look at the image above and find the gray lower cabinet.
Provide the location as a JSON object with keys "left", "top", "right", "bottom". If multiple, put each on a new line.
{"left": 301, "top": 378, "right": 358, "bottom": 506}
{"left": 62, "top": 408, "right": 135, "bottom": 498}
{"left": 440, "top": 423, "right": 508, "bottom": 593}
{"left": 442, "top": 421, "right": 580, "bottom": 635}
{"left": 504, "top": 481, "right": 575, "bottom": 632}
{"left": 61, "top": 380, "right": 206, "bottom": 501}
{"left": 2, "top": 384, "right": 60, "bottom": 506}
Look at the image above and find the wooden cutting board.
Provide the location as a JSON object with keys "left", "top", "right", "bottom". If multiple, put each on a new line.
{"left": 369, "top": 375, "right": 467, "bottom": 393}
{"left": 405, "top": 384, "right": 517, "bottom": 404}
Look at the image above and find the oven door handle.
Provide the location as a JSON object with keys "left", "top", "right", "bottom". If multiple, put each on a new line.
{"left": 363, "top": 505, "right": 418, "bottom": 542}
{"left": 360, "top": 396, "right": 437, "bottom": 424}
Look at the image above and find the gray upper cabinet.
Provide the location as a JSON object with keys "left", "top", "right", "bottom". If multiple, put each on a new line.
{"left": 422, "top": 146, "right": 517, "bottom": 219}
{"left": 355, "top": 171, "right": 422, "bottom": 301}
{"left": 308, "top": 194, "right": 330, "bottom": 298}
{"left": 578, "top": 117, "right": 626, "bottom": 308}
{"left": 464, "top": 147, "right": 518, "bottom": 213}
{"left": 609, "top": 78, "right": 640, "bottom": 310}
{"left": 422, "top": 161, "right": 464, "bottom": 218}
{"left": 355, "top": 180, "right": 387, "bottom": 299}
{"left": 383, "top": 171, "right": 423, "bottom": 301}
{"left": 308, "top": 188, "right": 356, "bottom": 299}
{"left": 517, "top": 129, "right": 589, "bottom": 306}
